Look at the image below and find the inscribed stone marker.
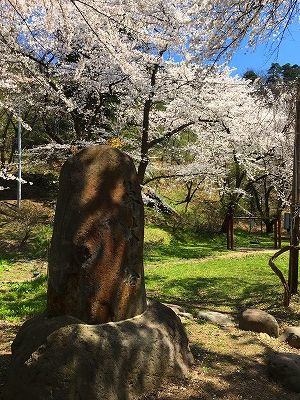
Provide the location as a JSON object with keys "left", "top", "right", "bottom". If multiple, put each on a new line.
{"left": 47, "top": 145, "right": 146, "bottom": 323}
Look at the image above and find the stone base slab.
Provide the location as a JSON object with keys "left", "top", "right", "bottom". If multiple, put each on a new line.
{"left": 4, "top": 300, "right": 193, "bottom": 400}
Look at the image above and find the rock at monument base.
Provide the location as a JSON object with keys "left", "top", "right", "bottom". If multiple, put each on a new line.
{"left": 268, "top": 352, "right": 300, "bottom": 393}
{"left": 163, "top": 303, "right": 194, "bottom": 321}
{"left": 279, "top": 327, "right": 300, "bottom": 349}
{"left": 238, "top": 308, "right": 279, "bottom": 337}
{"left": 198, "top": 310, "right": 236, "bottom": 327}
{"left": 4, "top": 300, "right": 193, "bottom": 400}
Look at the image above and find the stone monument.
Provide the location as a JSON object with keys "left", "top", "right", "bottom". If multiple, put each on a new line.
{"left": 4, "top": 145, "right": 192, "bottom": 400}
{"left": 47, "top": 145, "right": 146, "bottom": 323}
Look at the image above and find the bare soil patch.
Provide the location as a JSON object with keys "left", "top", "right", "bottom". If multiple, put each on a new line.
{"left": 0, "top": 260, "right": 47, "bottom": 283}
{"left": 146, "top": 318, "right": 300, "bottom": 400}
{"left": 0, "top": 321, "right": 19, "bottom": 393}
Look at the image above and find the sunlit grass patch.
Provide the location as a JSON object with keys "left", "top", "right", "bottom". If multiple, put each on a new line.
{"left": 145, "top": 252, "right": 299, "bottom": 324}
{"left": 0, "top": 259, "right": 13, "bottom": 272}
{"left": 234, "top": 229, "right": 290, "bottom": 249}
{"left": 144, "top": 225, "right": 227, "bottom": 264}
{"left": 0, "top": 276, "right": 47, "bottom": 321}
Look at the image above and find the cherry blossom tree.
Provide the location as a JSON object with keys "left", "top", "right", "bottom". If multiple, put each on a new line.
{"left": 152, "top": 71, "right": 295, "bottom": 231}
{"left": 0, "top": 0, "right": 298, "bottom": 149}
{"left": 0, "top": 0, "right": 298, "bottom": 195}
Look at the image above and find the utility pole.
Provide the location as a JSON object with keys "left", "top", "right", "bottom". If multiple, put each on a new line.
{"left": 17, "top": 111, "right": 22, "bottom": 209}
{"left": 288, "top": 81, "right": 300, "bottom": 294}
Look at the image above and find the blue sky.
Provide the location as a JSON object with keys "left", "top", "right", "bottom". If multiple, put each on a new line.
{"left": 229, "top": 22, "right": 300, "bottom": 77}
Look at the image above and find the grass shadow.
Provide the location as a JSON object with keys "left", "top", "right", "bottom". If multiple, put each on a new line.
{"left": 145, "top": 265, "right": 299, "bottom": 324}
{"left": 144, "top": 233, "right": 228, "bottom": 264}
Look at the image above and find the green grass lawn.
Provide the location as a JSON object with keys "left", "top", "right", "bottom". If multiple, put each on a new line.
{"left": 144, "top": 226, "right": 298, "bottom": 323}
{"left": 145, "top": 253, "right": 299, "bottom": 321}
{"left": 0, "top": 224, "right": 297, "bottom": 322}
{"left": 0, "top": 277, "right": 47, "bottom": 321}
{"left": 233, "top": 229, "right": 290, "bottom": 249}
{"left": 0, "top": 259, "right": 13, "bottom": 272}
{"left": 144, "top": 225, "right": 227, "bottom": 263}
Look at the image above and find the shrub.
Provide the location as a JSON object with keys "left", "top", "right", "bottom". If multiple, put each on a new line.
{"left": 0, "top": 200, "right": 54, "bottom": 257}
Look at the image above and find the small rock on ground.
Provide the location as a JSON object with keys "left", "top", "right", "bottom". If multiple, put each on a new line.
{"left": 279, "top": 327, "right": 300, "bottom": 349}
{"left": 197, "top": 310, "right": 236, "bottom": 327}
{"left": 238, "top": 308, "right": 279, "bottom": 337}
{"left": 268, "top": 352, "right": 300, "bottom": 393}
{"left": 163, "top": 303, "right": 194, "bottom": 320}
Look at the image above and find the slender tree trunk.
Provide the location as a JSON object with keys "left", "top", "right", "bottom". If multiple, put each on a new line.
{"left": 288, "top": 82, "right": 300, "bottom": 295}
{"left": 137, "top": 98, "right": 151, "bottom": 184}
{"left": 278, "top": 211, "right": 282, "bottom": 249}
{"left": 264, "top": 219, "right": 275, "bottom": 234}
{"left": 1, "top": 113, "right": 13, "bottom": 167}
{"left": 71, "top": 110, "right": 87, "bottom": 139}
{"left": 226, "top": 205, "right": 234, "bottom": 250}
{"left": 274, "top": 219, "right": 278, "bottom": 249}
{"left": 137, "top": 64, "right": 159, "bottom": 184}
{"left": 221, "top": 213, "right": 230, "bottom": 234}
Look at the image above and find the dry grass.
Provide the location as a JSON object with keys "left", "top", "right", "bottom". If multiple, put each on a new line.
{"left": 145, "top": 317, "right": 300, "bottom": 400}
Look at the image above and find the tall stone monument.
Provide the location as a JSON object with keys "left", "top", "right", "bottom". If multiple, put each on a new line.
{"left": 47, "top": 145, "right": 146, "bottom": 323}
{"left": 4, "top": 145, "right": 192, "bottom": 400}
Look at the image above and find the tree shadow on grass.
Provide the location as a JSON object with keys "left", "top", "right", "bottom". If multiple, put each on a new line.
{"left": 144, "top": 237, "right": 227, "bottom": 263}
{"left": 145, "top": 274, "right": 299, "bottom": 324}
{"left": 145, "top": 332, "right": 298, "bottom": 400}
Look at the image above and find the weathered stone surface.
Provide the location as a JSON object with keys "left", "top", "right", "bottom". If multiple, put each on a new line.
{"left": 163, "top": 303, "right": 194, "bottom": 321}
{"left": 4, "top": 300, "right": 193, "bottom": 400}
{"left": 47, "top": 145, "right": 146, "bottom": 324}
{"left": 238, "top": 308, "right": 279, "bottom": 337}
{"left": 268, "top": 352, "right": 300, "bottom": 393}
{"left": 279, "top": 327, "right": 300, "bottom": 349}
{"left": 198, "top": 310, "right": 236, "bottom": 327}
{"left": 11, "top": 313, "right": 82, "bottom": 366}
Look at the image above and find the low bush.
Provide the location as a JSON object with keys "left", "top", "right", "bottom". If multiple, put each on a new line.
{"left": 0, "top": 201, "right": 54, "bottom": 258}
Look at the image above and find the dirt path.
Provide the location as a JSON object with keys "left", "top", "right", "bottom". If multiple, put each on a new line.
{"left": 146, "top": 248, "right": 275, "bottom": 269}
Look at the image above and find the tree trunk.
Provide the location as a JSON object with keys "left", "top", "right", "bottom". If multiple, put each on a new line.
{"left": 221, "top": 212, "right": 230, "bottom": 234}
{"left": 226, "top": 207, "right": 234, "bottom": 250}
{"left": 0, "top": 113, "right": 13, "bottom": 167}
{"left": 288, "top": 82, "right": 300, "bottom": 295}
{"left": 264, "top": 219, "right": 275, "bottom": 234}
{"left": 277, "top": 212, "right": 282, "bottom": 249}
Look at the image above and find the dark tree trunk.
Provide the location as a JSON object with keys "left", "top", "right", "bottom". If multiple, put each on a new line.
{"left": 226, "top": 206, "right": 234, "bottom": 250}
{"left": 221, "top": 213, "right": 230, "bottom": 234}
{"left": 1, "top": 113, "right": 13, "bottom": 167}
{"left": 264, "top": 219, "right": 275, "bottom": 234}
{"left": 289, "top": 82, "right": 300, "bottom": 295}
